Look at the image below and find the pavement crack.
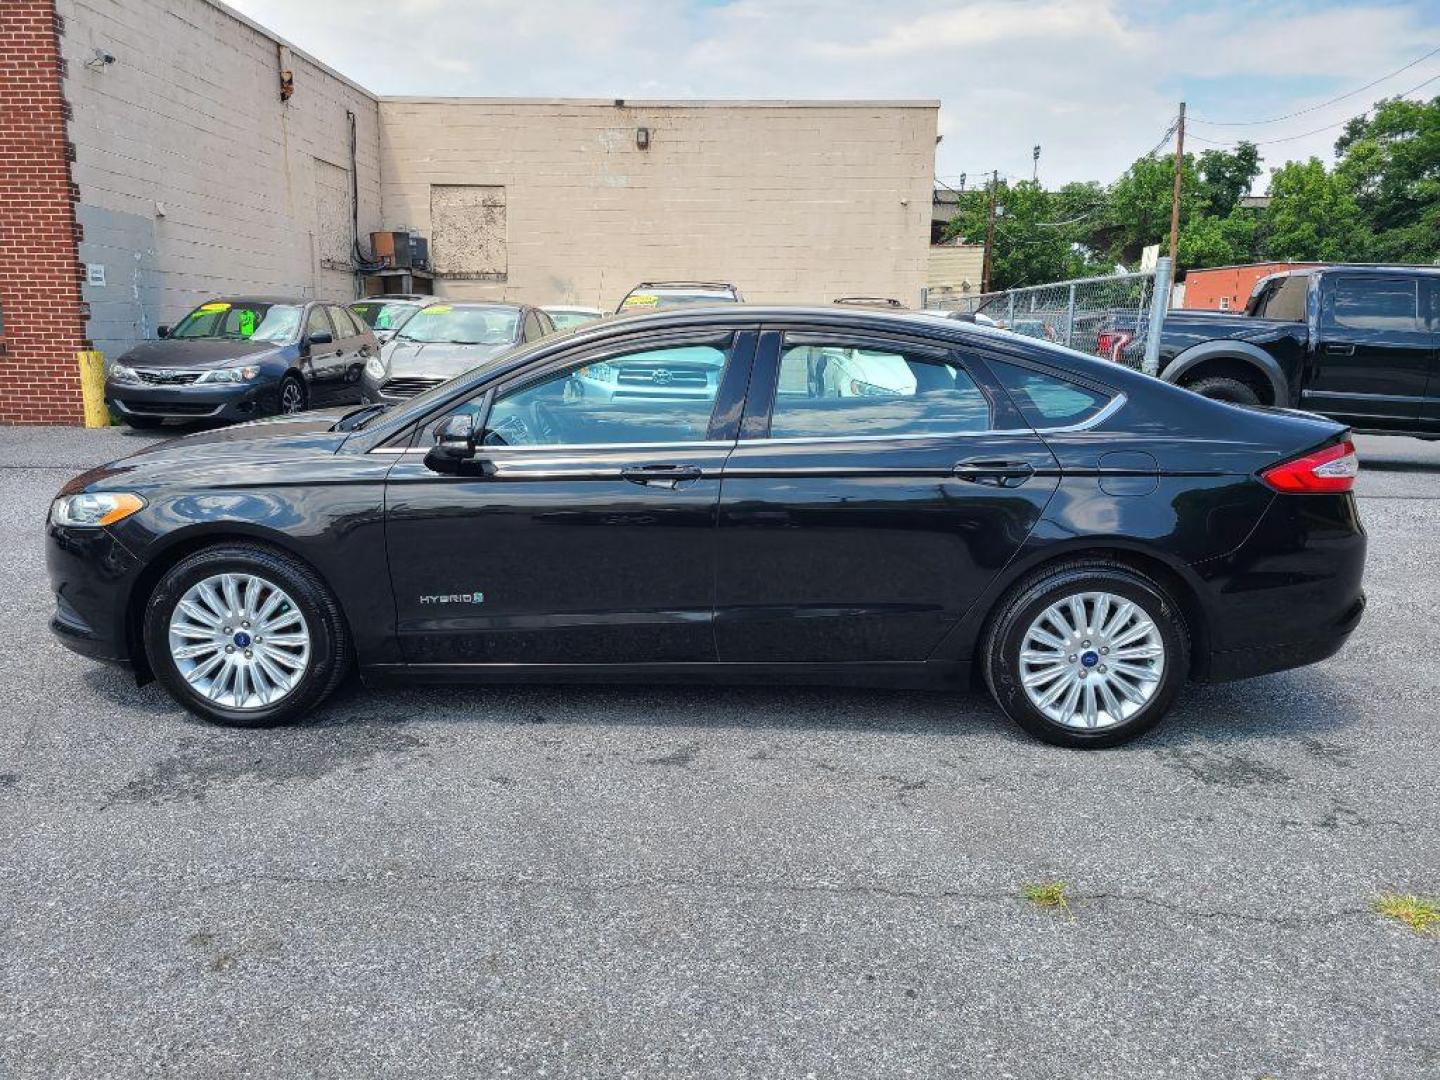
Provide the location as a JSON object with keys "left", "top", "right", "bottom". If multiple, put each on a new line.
{"left": 183, "top": 872, "right": 1375, "bottom": 926}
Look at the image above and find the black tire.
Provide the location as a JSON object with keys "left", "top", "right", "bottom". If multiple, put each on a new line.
{"left": 983, "top": 560, "right": 1190, "bottom": 749}
{"left": 123, "top": 415, "right": 165, "bottom": 430}
{"left": 277, "top": 374, "right": 307, "bottom": 415}
{"left": 1186, "top": 375, "right": 1261, "bottom": 407}
{"left": 142, "top": 543, "right": 351, "bottom": 727}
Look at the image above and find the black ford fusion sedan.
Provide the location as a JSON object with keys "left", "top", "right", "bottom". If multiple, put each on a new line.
{"left": 49, "top": 306, "right": 1366, "bottom": 748}
{"left": 104, "top": 297, "right": 378, "bottom": 428}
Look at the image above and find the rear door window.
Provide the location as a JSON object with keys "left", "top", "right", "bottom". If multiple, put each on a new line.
{"left": 1256, "top": 275, "right": 1309, "bottom": 322}
{"left": 768, "top": 339, "right": 991, "bottom": 439}
{"left": 1323, "top": 277, "right": 1420, "bottom": 334}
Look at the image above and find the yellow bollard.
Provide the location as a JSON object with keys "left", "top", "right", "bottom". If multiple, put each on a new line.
{"left": 76, "top": 350, "right": 111, "bottom": 428}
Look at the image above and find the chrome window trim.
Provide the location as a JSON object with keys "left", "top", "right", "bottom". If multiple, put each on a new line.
{"left": 367, "top": 397, "right": 1123, "bottom": 455}
{"left": 372, "top": 439, "right": 733, "bottom": 456}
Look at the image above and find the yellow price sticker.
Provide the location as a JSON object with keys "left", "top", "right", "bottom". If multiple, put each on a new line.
{"left": 421, "top": 304, "right": 452, "bottom": 314}
{"left": 198, "top": 302, "right": 231, "bottom": 312}
{"left": 622, "top": 294, "right": 659, "bottom": 307}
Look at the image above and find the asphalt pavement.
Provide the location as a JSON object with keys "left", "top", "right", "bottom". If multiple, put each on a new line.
{"left": 1, "top": 425, "right": 1437, "bottom": 1079}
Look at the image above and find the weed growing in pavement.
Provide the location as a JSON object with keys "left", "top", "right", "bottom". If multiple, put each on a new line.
{"left": 1371, "top": 892, "right": 1440, "bottom": 936}
{"left": 1022, "top": 881, "right": 1072, "bottom": 918}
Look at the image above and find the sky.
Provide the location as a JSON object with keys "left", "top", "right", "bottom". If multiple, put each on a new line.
{"left": 229, "top": 0, "right": 1440, "bottom": 191}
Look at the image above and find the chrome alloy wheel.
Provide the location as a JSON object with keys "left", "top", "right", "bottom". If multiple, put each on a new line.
{"left": 1019, "top": 591, "right": 1165, "bottom": 730}
{"left": 280, "top": 380, "right": 304, "bottom": 414}
{"left": 166, "top": 572, "right": 311, "bottom": 710}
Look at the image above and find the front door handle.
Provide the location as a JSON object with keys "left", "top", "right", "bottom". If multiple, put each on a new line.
{"left": 1323, "top": 343, "right": 1355, "bottom": 356}
{"left": 952, "top": 459, "right": 1035, "bottom": 487}
{"left": 620, "top": 463, "right": 703, "bottom": 488}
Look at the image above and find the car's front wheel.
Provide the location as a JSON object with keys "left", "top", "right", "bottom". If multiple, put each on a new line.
{"left": 142, "top": 543, "right": 351, "bottom": 727}
{"left": 278, "top": 375, "right": 307, "bottom": 415}
{"left": 983, "top": 561, "right": 1189, "bottom": 748}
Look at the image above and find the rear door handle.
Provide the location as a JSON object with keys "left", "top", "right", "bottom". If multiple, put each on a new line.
{"left": 620, "top": 463, "right": 703, "bottom": 487}
{"left": 1323, "top": 343, "right": 1355, "bottom": 356}
{"left": 953, "top": 459, "right": 1036, "bottom": 487}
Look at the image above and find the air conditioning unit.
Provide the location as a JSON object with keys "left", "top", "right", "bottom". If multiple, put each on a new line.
{"left": 370, "top": 230, "right": 412, "bottom": 268}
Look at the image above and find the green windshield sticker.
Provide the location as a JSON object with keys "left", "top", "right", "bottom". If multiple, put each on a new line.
{"left": 236, "top": 309, "right": 257, "bottom": 337}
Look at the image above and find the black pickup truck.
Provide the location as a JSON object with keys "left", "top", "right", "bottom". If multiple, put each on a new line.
{"left": 1108, "top": 265, "right": 1440, "bottom": 438}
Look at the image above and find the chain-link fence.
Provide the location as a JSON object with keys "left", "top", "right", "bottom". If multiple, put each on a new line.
{"left": 925, "top": 269, "right": 1163, "bottom": 368}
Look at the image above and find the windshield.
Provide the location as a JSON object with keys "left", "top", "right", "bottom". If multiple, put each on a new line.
{"left": 618, "top": 292, "right": 736, "bottom": 312}
{"left": 351, "top": 301, "right": 420, "bottom": 332}
{"left": 397, "top": 304, "right": 521, "bottom": 344}
{"left": 546, "top": 309, "right": 603, "bottom": 330}
{"left": 169, "top": 302, "right": 303, "bottom": 342}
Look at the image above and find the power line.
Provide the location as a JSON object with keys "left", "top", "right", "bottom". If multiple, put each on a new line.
{"left": 1191, "top": 44, "right": 1440, "bottom": 126}
{"left": 1187, "top": 72, "right": 1440, "bottom": 148}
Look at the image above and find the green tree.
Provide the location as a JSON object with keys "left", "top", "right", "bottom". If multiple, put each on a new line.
{"left": 1259, "top": 158, "right": 1371, "bottom": 262}
{"left": 1196, "top": 141, "right": 1261, "bottom": 215}
{"left": 1179, "top": 207, "right": 1258, "bottom": 268}
{"left": 1333, "top": 95, "right": 1440, "bottom": 262}
{"left": 1101, "top": 153, "right": 1203, "bottom": 266}
{"left": 942, "top": 180, "right": 1103, "bottom": 290}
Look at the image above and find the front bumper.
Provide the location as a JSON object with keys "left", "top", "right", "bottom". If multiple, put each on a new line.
{"left": 46, "top": 522, "right": 142, "bottom": 665}
{"left": 106, "top": 377, "right": 276, "bottom": 422}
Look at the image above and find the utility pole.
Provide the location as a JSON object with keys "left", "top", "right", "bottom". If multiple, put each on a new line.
{"left": 981, "top": 169, "right": 999, "bottom": 294}
{"left": 1168, "top": 102, "right": 1186, "bottom": 267}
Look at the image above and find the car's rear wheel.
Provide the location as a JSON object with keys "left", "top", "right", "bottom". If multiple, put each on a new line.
{"left": 278, "top": 375, "right": 306, "bottom": 415}
{"left": 1186, "top": 375, "right": 1261, "bottom": 406}
{"left": 984, "top": 561, "right": 1189, "bottom": 748}
{"left": 142, "top": 543, "right": 350, "bottom": 727}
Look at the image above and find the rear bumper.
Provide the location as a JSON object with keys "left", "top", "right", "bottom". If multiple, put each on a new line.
{"left": 1194, "top": 490, "right": 1366, "bottom": 682}
{"left": 106, "top": 378, "right": 276, "bottom": 421}
{"left": 1203, "top": 592, "right": 1364, "bottom": 682}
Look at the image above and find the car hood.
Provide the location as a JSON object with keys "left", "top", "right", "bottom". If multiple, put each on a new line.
{"left": 67, "top": 408, "right": 354, "bottom": 492}
{"left": 383, "top": 339, "right": 512, "bottom": 380}
{"left": 117, "top": 338, "right": 287, "bottom": 369}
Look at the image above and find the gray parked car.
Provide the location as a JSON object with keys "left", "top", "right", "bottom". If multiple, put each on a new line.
{"left": 361, "top": 301, "right": 556, "bottom": 404}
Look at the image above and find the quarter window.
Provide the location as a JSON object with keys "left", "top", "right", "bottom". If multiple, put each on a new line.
{"left": 768, "top": 342, "right": 990, "bottom": 439}
{"left": 480, "top": 342, "right": 731, "bottom": 447}
{"left": 1324, "top": 277, "right": 1419, "bottom": 333}
{"left": 989, "top": 360, "right": 1112, "bottom": 428}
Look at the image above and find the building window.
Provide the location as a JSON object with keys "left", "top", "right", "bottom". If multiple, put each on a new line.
{"left": 431, "top": 185, "right": 507, "bottom": 281}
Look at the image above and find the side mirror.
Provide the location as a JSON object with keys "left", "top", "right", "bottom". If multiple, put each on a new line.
{"left": 306, "top": 330, "right": 333, "bottom": 349}
{"left": 424, "top": 413, "right": 478, "bottom": 474}
{"left": 157, "top": 325, "right": 170, "bottom": 339}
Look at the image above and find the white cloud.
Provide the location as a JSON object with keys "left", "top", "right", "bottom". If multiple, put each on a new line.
{"left": 228, "top": 0, "right": 1440, "bottom": 185}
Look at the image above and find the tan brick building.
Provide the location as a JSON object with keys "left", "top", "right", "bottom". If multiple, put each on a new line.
{"left": 0, "top": 0, "right": 937, "bottom": 423}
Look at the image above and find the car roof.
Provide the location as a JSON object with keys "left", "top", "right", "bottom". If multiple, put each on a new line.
{"left": 543, "top": 304, "right": 604, "bottom": 312}
{"left": 410, "top": 300, "right": 527, "bottom": 311}
{"left": 354, "top": 295, "right": 430, "bottom": 304}
{"left": 197, "top": 296, "right": 311, "bottom": 306}
{"left": 1266, "top": 264, "right": 1440, "bottom": 280}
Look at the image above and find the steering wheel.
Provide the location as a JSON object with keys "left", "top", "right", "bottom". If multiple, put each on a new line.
{"left": 529, "top": 401, "right": 561, "bottom": 444}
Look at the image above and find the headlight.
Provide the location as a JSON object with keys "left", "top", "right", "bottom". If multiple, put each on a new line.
{"left": 50, "top": 492, "right": 146, "bottom": 528}
{"left": 108, "top": 364, "right": 140, "bottom": 383}
{"left": 196, "top": 366, "right": 260, "bottom": 384}
{"left": 365, "top": 355, "right": 387, "bottom": 380}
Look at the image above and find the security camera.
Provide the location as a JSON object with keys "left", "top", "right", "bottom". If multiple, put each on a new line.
{"left": 85, "top": 49, "right": 116, "bottom": 70}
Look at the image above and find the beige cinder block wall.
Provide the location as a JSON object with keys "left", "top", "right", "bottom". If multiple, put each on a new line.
{"left": 58, "top": 0, "right": 382, "bottom": 358}
{"left": 379, "top": 99, "right": 938, "bottom": 308}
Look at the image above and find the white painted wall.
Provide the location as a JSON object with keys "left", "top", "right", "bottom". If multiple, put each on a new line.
{"left": 59, "top": 0, "right": 382, "bottom": 358}
{"left": 379, "top": 99, "right": 938, "bottom": 309}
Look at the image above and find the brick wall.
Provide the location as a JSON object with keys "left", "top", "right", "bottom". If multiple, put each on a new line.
{"left": 0, "top": 0, "right": 87, "bottom": 424}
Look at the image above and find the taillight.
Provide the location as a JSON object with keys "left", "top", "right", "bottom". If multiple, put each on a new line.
{"left": 1096, "top": 330, "right": 1133, "bottom": 362}
{"left": 1260, "top": 439, "right": 1359, "bottom": 493}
